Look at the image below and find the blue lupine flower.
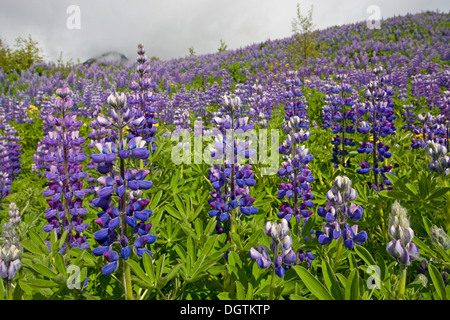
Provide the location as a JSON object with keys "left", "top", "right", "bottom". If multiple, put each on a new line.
{"left": 317, "top": 176, "right": 367, "bottom": 249}
{"left": 90, "top": 92, "right": 156, "bottom": 274}
{"left": 386, "top": 201, "right": 419, "bottom": 266}
{"left": 249, "top": 219, "right": 296, "bottom": 278}
{"left": 37, "top": 88, "right": 91, "bottom": 251}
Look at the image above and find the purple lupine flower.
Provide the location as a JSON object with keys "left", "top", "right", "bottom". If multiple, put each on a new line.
{"left": 425, "top": 141, "right": 450, "bottom": 175}
{"left": 89, "top": 92, "right": 156, "bottom": 275}
{"left": 207, "top": 94, "right": 259, "bottom": 238}
{"left": 249, "top": 219, "right": 295, "bottom": 278}
{"left": 38, "top": 87, "right": 91, "bottom": 251}
{"left": 0, "top": 203, "right": 22, "bottom": 280}
{"left": 0, "top": 124, "right": 22, "bottom": 206}
{"left": 127, "top": 43, "right": 158, "bottom": 155}
{"left": 322, "top": 75, "right": 356, "bottom": 168}
{"left": 316, "top": 176, "right": 367, "bottom": 249}
{"left": 277, "top": 116, "right": 314, "bottom": 223}
{"left": 357, "top": 66, "right": 396, "bottom": 191}
{"left": 386, "top": 201, "right": 419, "bottom": 266}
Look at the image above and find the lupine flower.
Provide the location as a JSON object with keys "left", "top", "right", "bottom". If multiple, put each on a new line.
{"left": 316, "top": 176, "right": 367, "bottom": 249}
{"left": 249, "top": 219, "right": 296, "bottom": 278}
{"left": 430, "top": 225, "right": 450, "bottom": 251}
{"left": 207, "top": 94, "right": 259, "bottom": 239}
{"left": 90, "top": 92, "right": 156, "bottom": 275}
{"left": 0, "top": 124, "right": 22, "bottom": 206}
{"left": 386, "top": 201, "right": 419, "bottom": 266}
{"left": 127, "top": 43, "right": 158, "bottom": 154}
{"left": 38, "top": 87, "right": 91, "bottom": 251}
{"left": 0, "top": 203, "right": 22, "bottom": 280}
{"left": 277, "top": 116, "right": 314, "bottom": 223}
{"left": 322, "top": 77, "right": 356, "bottom": 167}
{"left": 425, "top": 141, "right": 450, "bottom": 175}
{"left": 357, "top": 67, "right": 396, "bottom": 191}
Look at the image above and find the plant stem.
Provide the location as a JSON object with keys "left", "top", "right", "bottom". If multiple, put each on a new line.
{"left": 118, "top": 112, "right": 133, "bottom": 300}
{"left": 268, "top": 265, "right": 276, "bottom": 300}
{"left": 371, "top": 100, "right": 379, "bottom": 191}
{"left": 269, "top": 242, "right": 279, "bottom": 300}
{"left": 60, "top": 108, "right": 72, "bottom": 262}
{"left": 378, "top": 201, "right": 386, "bottom": 238}
{"left": 5, "top": 280, "right": 13, "bottom": 300}
{"left": 397, "top": 266, "right": 407, "bottom": 300}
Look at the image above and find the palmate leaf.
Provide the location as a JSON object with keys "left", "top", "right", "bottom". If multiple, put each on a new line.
{"left": 127, "top": 260, "right": 152, "bottom": 285}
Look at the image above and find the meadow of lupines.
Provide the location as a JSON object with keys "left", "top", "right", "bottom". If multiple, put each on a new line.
{"left": 0, "top": 11, "right": 449, "bottom": 301}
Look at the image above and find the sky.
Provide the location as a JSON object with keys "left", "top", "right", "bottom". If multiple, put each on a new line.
{"left": 0, "top": 0, "right": 449, "bottom": 64}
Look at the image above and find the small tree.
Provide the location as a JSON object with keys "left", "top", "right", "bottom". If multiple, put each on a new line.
{"left": 288, "top": 2, "right": 321, "bottom": 68}
{"left": 189, "top": 46, "right": 196, "bottom": 56}
{"left": 218, "top": 39, "right": 228, "bottom": 53}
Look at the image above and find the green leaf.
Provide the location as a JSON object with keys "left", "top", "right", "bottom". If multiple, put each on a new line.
{"left": 345, "top": 269, "right": 360, "bottom": 300}
{"left": 217, "top": 292, "right": 232, "bottom": 300}
{"left": 207, "top": 265, "right": 226, "bottom": 276}
{"left": 156, "top": 264, "right": 182, "bottom": 290}
{"left": 300, "top": 214, "right": 315, "bottom": 239}
{"left": 155, "top": 254, "right": 166, "bottom": 279}
{"left": 294, "top": 265, "right": 334, "bottom": 300}
{"left": 164, "top": 205, "right": 183, "bottom": 220}
{"left": 189, "top": 202, "right": 204, "bottom": 222}
{"left": 354, "top": 245, "right": 376, "bottom": 266}
{"left": 429, "top": 264, "right": 447, "bottom": 300}
{"left": 27, "top": 279, "right": 59, "bottom": 288}
{"left": 21, "top": 240, "right": 43, "bottom": 255}
{"left": 18, "top": 280, "right": 33, "bottom": 296}
{"left": 245, "top": 283, "right": 254, "bottom": 300}
{"left": 58, "top": 230, "right": 68, "bottom": 251}
{"left": 50, "top": 229, "right": 58, "bottom": 254}
{"left": 422, "top": 216, "right": 432, "bottom": 236}
{"left": 426, "top": 187, "right": 450, "bottom": 201}
{"left": 34, "top": 263, "right": 58, "bottom": 279}
{"left": 174, "top": 245, "right": 186, "bottom": 262}
{"left": 235, "top": 281, "right": 245, "bottom": 300}
{"left": 204, "top": 218, "right": 217, "bottom": 236}
{"left": 173, "top": 194, "right": 186, "bottom": 218}
{"left": 348, "top": 252, "right": 357, "bottom": 270}
{"left": 127, "top": 260, "right": 152, "bottom": 284}
{"left": 432, "top": 243, "right": 450, "bottom": 262}
{"left": 150, "top": 190, "right": 163, "bottom": 209}
{"left": 413, "top": 237, "right": 435, "bottom": 257}
{"left": 143, "top": 252, "right": 156, "bottom": 284}
{"left": 54, "top": 253, "right": 67, "bottom": 277}
{"left": 29, "top": 231, "right": 45, "bottom": 247}
{"left": 322, "top": 260, "right": 344, "bottom": 300}
{"left": 186, "top": 236, "right": 196, "bottom": 263}
{"left": 132, "top": 278, "right": 155, "bottom": 290}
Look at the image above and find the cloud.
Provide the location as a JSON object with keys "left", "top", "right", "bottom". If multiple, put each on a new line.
{"left": 0, "top": 0, "right": 448, "bottom": 63}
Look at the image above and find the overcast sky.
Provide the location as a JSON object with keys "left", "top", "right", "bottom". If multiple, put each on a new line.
{"left": 0, "top": 0, "right": 448, "bottom": 63}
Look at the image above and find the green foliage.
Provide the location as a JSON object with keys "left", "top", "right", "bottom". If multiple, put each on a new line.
{"left": 0, "top": 35, "right": 43, "bottom": 75}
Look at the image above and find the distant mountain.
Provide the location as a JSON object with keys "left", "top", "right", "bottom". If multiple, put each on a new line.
{"left": 82, "top": 51, "right": 129, "bottom": 66}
